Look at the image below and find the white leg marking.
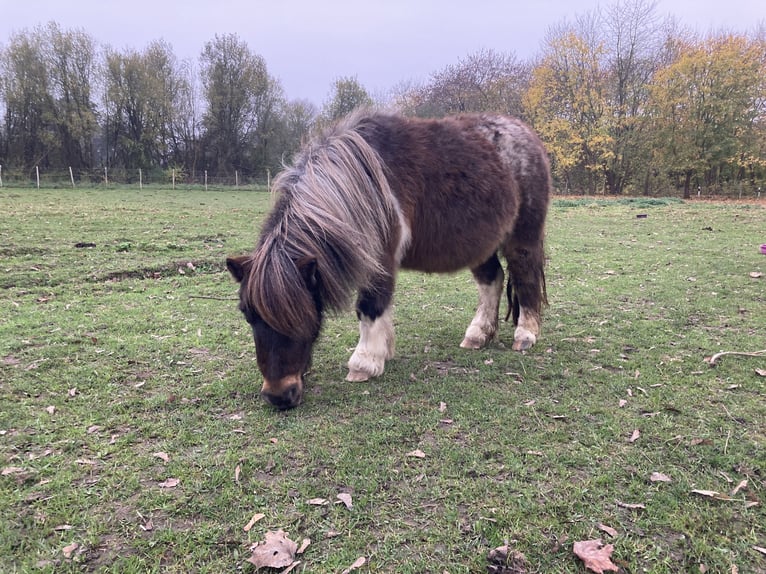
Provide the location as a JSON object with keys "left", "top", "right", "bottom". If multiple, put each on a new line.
{"left": 460, "top": 271, "right": 503, "bottom": 349}
{"left": 513, "top": 306, "right": 540, "bottom": 351}
{"left": 347, "top": 308, "right": 395, "bottom": 382}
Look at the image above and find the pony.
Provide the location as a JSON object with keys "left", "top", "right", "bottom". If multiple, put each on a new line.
{"left": 227, "top": 110, "right": 550, "bottom": 409}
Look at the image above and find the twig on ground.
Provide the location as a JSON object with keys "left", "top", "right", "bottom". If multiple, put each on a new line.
{"left": 708, "top": 349, "right": 766, "bottom": 367}
{"left": 189, "top": 295, "right": 238, "bottom": 301}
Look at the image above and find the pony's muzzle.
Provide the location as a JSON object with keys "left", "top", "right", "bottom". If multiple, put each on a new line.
{"left": 260, "top": 375, "right": 303, "bottom": 410}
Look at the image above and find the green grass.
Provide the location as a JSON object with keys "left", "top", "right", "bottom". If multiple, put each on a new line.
{"left": 1, "top": 188, "right": 764, "bottom": 573}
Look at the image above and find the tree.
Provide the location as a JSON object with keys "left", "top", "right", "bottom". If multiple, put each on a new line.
{"left": 648, "top": 34, "right": 765, "bottom": 196}
{"left": 199, "top": 33, "right": 282, "bottom": 177}
{"left": 320, "top": 76, "right": 373, "bottom": 123}
{"left": 400, "top": 49, "right": 530, "bottom": 118}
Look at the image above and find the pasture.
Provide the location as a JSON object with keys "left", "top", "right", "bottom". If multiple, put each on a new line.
{"left": 0, "top": 187, "right": 764, "bottom": 573}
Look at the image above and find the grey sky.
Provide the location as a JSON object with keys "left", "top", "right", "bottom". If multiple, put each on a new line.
{"left": 1, "top": 0, "right": 763, "bottom": 105}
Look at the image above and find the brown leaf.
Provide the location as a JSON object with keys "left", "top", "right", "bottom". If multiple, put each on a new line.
{"left": 486, "top": 544, "right": 529, "bottom": 573}
{"left": 152, "top": 452, "right": 169, "bottom": 463}
{"left": 692, "top": 489, "right": 733, "bottom": 501}
{"left": 731, "top": 479, "right": 748, "bottom": 496}
{"left": 307, "top": 497, "right": 329, "bottom": 506}
{"left": 337, "top": 492, "right": 353, "bottom": 509}
{"left": 598, "top": 524, "right": 618, "bottom": 538}
{"left": 573, "top": 539, "right": 619, "bottom": 573}
{"left": 618, "top": 399, "right": 627, "bottom": 408}
{"left": 62, "top": 542, "right": 80, "bottom": 559}
{"left": 749, "top": 271, "right": 763, "bottom": 278}
{"left": 438, "top": 401, "right": 447, "bottom": 412}
{"left": 341, "top": 556, "right": 366, "bottom": 574}
{"left": 406, "top": 449, "right": 426, "bottom": 458}
{"left": 628, "top": 429, "right": 640, "bottom": 443}
{"left": 650, "top": 472, "right": 672, "bottom": 483}
{"left": 234, "top": 465, "right": 241, "bottom": 483}
{"left": 1, "top": 466, "right": 27, "bottom": 476}
{"left": 158, "top": 478, "right": 179, "bottom": 489}
{"left": 247, "top": 529, "right": 298, "bottom": 569}
{"left": 243, "top": 512, "right": 265, "bottom": 532}
{"left": 297, "top": 538, "right": 311, "bottom": 554}
{"left": 53, "top": 524, "right": 73, "bottom": 531}
{"left": 755, "top": 368, "right": 766, "bottom": 377}
{"left": 46, "top": 405, "right": 56, "bottom": 415}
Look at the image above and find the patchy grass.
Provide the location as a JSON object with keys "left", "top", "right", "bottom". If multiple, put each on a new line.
{"left": 1, "top": 188, "right": 764, "bottom": 573}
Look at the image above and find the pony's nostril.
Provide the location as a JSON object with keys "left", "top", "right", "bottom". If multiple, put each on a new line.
{"left": 260, "top": 383, "right": 302, "bottom": 410}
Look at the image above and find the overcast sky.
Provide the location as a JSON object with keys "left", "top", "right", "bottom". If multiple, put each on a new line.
{"left": 1, "top": 0, "right": 763, "bottom": 105}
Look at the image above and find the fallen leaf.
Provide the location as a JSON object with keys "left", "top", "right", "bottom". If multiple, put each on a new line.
{"left": 486, "top": 544, "right": 529, "bottom": 573}
{"left": 439, "top": 419, "right": 454, "bottom": 425}
{"left": 753, "top": 546, "right": 766, "bottom": 556}
{"left": 53, "top": 524, "right": 73, "bottom": 531}
{"left": 337, "top": 492, "right": 353, "bottom": 509}
{"left": 86, "top": 425, "right": 101, "bottom": 434}
{"left": 297, "top": 538, "right": 311, "bottom": 554}
{"left": 68, "top": 388, "right": 77, "bottom": 397}
{"left": 650, "top": 472, "right": 672, "bottom": 483}
{"left": 756, "top": 369, "right": 766, "bottom": 377}
{"left": 158, "top": 478, "right": 179, "bottom": 488}
{"left": 616, "top": 501, "right": 646, "bottom": 510}
{"left": 598, "top": 524, "right": 618, "bottom": 538}
{"left": 341, "top": 556, "right": 366, "bottom": 574}
{"left": 282, "top": 560, "right": 301, "bottom": 574}
{"left": 152, "top": 452, "right": 169, "bottom": 463}
{"left": 307, "top": 497, "right": 329, "bottom": 506}
{"left": 247, "top": 529, "right": 298, "bottom": 569}
{"left": 618, "top": 399, "right": 627, "bottom": 408}
{"left": 438, "top": 401, "right": 447, "bottom": 413}
{"left": 46, "top": 405, "right": 56, "bottom": 415}
{"left": 234, "top": 465, "right": 241, "bottom": 483}
{"left": 406, "top": 449, "right": 426, "bottom": 458}
{"left": 243, "top": 512, "right": 265, "bottom": 532}
{"left": 140, "top": 519, "right": 154, "bottom": 531}
{"left": 573, "top": 539, "right": 619, "bottom": 573}
{"left": 62, "top": 542, "right": 79, "bottom": 559}
{"left": 749, "top": 271, "right": 763, "bottom": 278}
{"left": 1, "top": 466, "right": 27, "bottom": 476}
{"left": 629, "top": 429, "right": 640, "bottom": 443}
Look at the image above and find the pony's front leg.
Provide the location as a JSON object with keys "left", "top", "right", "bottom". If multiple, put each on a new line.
{"left": 347, "top": 285, "right": 395, "bottom": 382}
{"left": 347, "top": 307, "right": 395, "bottom": 382}
{"left": 461, "top": 255, "right": 504, "bottom": 349}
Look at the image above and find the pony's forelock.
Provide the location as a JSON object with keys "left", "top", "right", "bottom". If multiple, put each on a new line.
{"left": 242, "top": 113, "right": 401, "bottom": 338}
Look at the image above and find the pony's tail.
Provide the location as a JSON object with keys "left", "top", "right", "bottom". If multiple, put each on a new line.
{"left": 502, "top": 241, "right": 548, "bottom": 324}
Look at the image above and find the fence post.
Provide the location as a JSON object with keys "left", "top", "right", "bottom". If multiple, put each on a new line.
{"left": 69, "top": 167, "right": 75, "bottom": 188}
{"left": 139, "top": 168, "right": 143, "bottom": 190}
{"left": 204, "top": 170, "right": 208, "bottom": 191}
{"left": 172, "top": 168, "right": 176, "bottom": 190}
{"left": 0, "top": 164, "right": 3, "bottom": 188}
{"left": 36, "top": 166, "right": 40, "bottom": 189}
{"left": 104, "top": 167, "right": 108, "bottom": 187}
{"left": 235, "top": 170, "right": 239, "bottom": 188}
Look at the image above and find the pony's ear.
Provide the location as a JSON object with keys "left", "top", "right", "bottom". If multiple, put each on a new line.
{"left": 226, "top": 256, "right": 251, "bottom": 283}
{"left": 297, "top": 257, "right": 319, "bottom": 291}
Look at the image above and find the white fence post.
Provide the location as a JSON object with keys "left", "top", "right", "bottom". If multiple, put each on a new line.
{"left": 36, "top": 166, "right": 40, "bottom": 189}
{"left": 204, "top": 170, "right": 208, "bottom": 191}
{"left": 139, "top": 168, "right": 143, "bottom": 190}
{"left": 0, "top": 165, "right": 3, "bottom": 188}
{"left": 104, "top": 167, "right": 108, "bottom": 186}
{"left": 172, "top": 168, "right": 176, "bottom": 190}
{"left": 69, "top": 167, "right": 75, "bottom": 188}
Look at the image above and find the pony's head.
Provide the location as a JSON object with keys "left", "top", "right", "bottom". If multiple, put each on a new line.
{"left": 226, "top": 250, "right": 323, "bottom": 410}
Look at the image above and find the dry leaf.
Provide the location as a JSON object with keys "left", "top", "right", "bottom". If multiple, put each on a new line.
{"left": 486, "top": 544, "right": 529, "bottom": 573}
{"left": 598, "top": 524, "right": 618, "bottom": 538}
{"left": 297, "top": 538, "right": 311, "bottom": 554}
{"left": 337, "top": 492, "right": 353, "bottom": 509}
{"left": 53, "top": 524, "right": 73, "bottom": 531}
{"left": 573, "top": 539, "right": 619, "bottom": 573}
{"left": 68, "top": 388, "right": 77, "bottom": 397}
{"left": 158, "top": 478, "right": 179, "bottom": 488}
{"left": 629, "top": 429, "right": 640, "bottom": 443}
{"left": 62, "top": 542, "right": 79, "bottom": 559}
{"left": 2, "top": 466, "right": 27, "bottom": 476}
{"left": 307, "top": 497, "right": 329, "bottom": 506}
{"left": 755, "top": 368, "right": 766, "bottom": 377}
{"left": 341, "top": 556, "right": 366, "bottom": 574}
{"left": 438, "top": 401, "right": 447, "bottom": 413}
{"left": 618, "top": 399, "right": 627, "bottom": 408}
{"left": 282, "top": 560, "right": 301, "bottom": 574}
{"left": 152, "top": 452, "right": 169, "bottom": 463}
{"left": 86, "top": 425, "right": 101, "bottom": 434}
{"left": 243, "top": 512, "right": 265, "bottom": 532}
{"left": 407, "top": 449, "right": 426, "bottom": 458}
{"left": 46, "top": 405, "right": 56, "bottom": 415}
{"left": 247, "top": 529, "right": 298, "bottom": 569}
{"left": 753, "top": 546, "right": 766, "bottom": 556}
{"left": 234, "top": 465, "right": 241, "bottom": 483}
{"left": 650, "top": 472, "right": 672, "bottom": 483}
{"left": 616, "top": 500, "right": 646, "bottom": 510}
{"left": 749, "top": 271, "right": 763, "bottom": 278}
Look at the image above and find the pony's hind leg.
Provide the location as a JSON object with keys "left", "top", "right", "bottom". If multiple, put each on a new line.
{"left": 347, "top": 281, "right": 395, "bottom": 382}
{"left": 503, "top": 240, "right": 547, "bottom": 351}
{"left": 460, "top": 254, "right": 504, "bottom": 350}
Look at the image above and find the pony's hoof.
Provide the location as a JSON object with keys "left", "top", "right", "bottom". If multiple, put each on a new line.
{"left": 346, "top": 369, "right": 371, "bottom": 382}
{"left": 460, "top": 337, "right": 485, "bottom": 350}
{"left": 512, "top": 328, "right": 537, "bottom": 351}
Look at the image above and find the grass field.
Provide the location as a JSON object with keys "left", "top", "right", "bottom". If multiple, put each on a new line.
{"left": 1, "top": 188, "right": 764, "bottom": 573}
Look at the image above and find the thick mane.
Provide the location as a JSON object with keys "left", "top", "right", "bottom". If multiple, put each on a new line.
{"left": 244, "top": 112, "right": 400, "bottom": 339}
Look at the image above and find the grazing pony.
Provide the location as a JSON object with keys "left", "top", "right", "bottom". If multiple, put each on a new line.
{"left": 227, "top": 110, "right": 550, "bottom": 409}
